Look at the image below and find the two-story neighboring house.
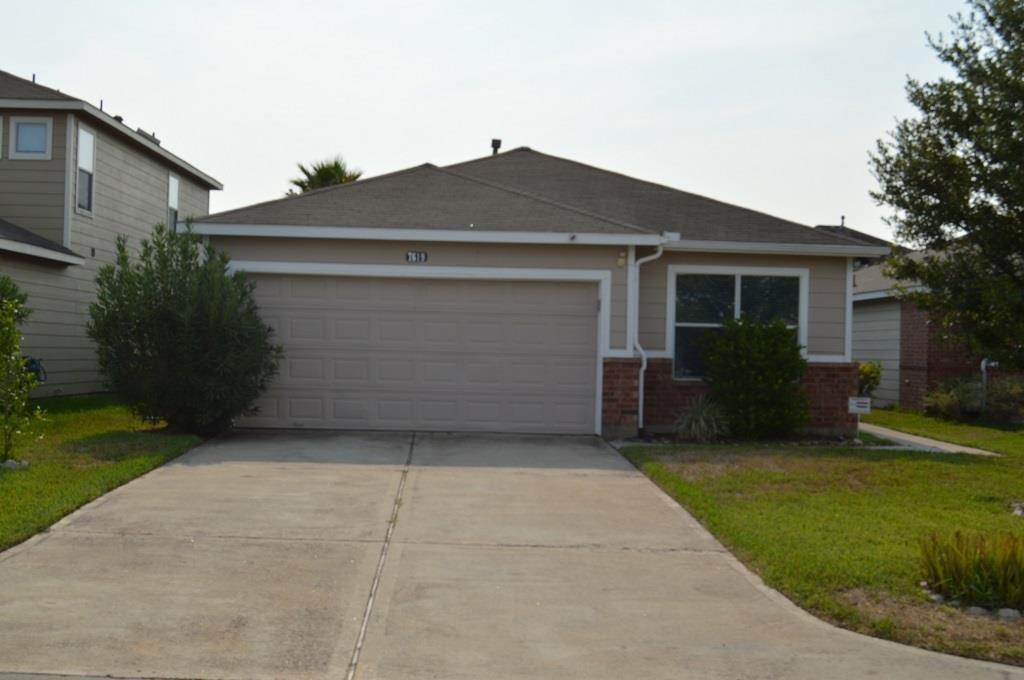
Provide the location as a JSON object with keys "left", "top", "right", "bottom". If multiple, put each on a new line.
{"left": 0, "top": 70, "right": 221, "bottom": 396}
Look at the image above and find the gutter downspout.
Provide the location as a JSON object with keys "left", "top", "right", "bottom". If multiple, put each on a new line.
{"left": 633, "top": 244, "right": 665, "bottom": 433}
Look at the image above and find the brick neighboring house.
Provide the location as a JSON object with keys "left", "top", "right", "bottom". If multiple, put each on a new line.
{"left": 0, "top": 70, "right": 221, "bottom": 396}
{"left": 852, "top": 253, "right": 979, "bottom": 410}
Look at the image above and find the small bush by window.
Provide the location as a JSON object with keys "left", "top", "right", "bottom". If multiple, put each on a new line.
{"left": 674, "top": 396, "right": 728, "bottom": 443}
{"left": 88, "top": 224, "right": 282, "bottom": 435}
{"left": 701, "top": 318, "right": 809, "bottom": 438}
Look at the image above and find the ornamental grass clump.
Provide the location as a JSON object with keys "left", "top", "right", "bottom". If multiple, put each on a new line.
{"left": 674, "top": 396, "right": 728, "bottom": 443}
{"left": 921, "top": 531, "right": 1024, "bottom": 610}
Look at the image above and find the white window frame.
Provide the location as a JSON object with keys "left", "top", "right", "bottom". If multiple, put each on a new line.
{"left": 8, "top": 116, "right": 53, "bottom": 160}
{"left": 76, "top": 126, "right": 96, "bottom": 215}
{"left": 665, "top": 264, "right": 809, "bottom": 381}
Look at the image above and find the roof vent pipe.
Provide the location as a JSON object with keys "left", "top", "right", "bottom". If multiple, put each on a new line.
{"left": 491, "top": 139, "right": 501, "bottom": 155}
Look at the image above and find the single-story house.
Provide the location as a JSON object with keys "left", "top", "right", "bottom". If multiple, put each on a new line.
{"left": 852, "top": 253, "right": 978, "bottom": 409}
{"left": 193, "top": 146, "right": 887, "bottom": 438}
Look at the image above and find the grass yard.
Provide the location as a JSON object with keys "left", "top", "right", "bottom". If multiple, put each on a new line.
{"left": 622, "top": 419, "right": 1024, "bottom": 665}
{"left": 0, "top": 394, "right": 199, "bottom": 553}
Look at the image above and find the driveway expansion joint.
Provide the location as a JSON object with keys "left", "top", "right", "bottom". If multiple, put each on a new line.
{"left": 390, "top": 539, "right": 727, "bottom": 554}
{"left": 344, "top": 431, "right": 416, "bottom": 680}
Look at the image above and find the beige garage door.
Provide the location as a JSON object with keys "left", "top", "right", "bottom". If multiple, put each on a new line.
{"left": 244, "top": 275, "right": 599, "bottom": 433}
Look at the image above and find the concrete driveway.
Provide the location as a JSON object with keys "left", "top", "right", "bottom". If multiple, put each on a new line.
{"left": 0, "top": 431, "right": 1020, "bottom": 680}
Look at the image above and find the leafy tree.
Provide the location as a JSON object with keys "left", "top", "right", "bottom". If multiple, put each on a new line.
{"left": 0, "top": 297, "right": 39, "bottom": 461}
{"left": 288, "top": 155, "right": 362, "bottom": 194}
{"left": 88, "top": 224, "right": 282, "bottom": 435}
{"left": 702, "top": 319, "right": 809, "bottom": 438}
{"left": 870, "top": 0, "right": 1024, "bottom": 368}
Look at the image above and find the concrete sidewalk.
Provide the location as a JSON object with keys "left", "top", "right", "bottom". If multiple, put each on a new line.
{"left": 0, "top": 430, "right": 1020, "bottom": 679}
{"left": 860, "top": 421, "right": 999, "bottom": 456}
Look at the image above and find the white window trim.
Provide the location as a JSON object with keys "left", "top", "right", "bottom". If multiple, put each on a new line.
{"left": 75, "top": 125, "right": 96, "bottom": 216}
{"left": 227, "top": 260, "right": 612, "bottom": 435}
{"left": 8, "top": 116, "right": 53, "bottom": 160}
{"left": 665, "top": 264, "right": 810, "bottom": 381}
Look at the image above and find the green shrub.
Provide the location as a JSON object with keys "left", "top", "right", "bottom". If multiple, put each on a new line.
{"left": 674, "top": 396, "right": 728, "bottom": 443}
{"left": 858, "top": 361, "right": 882, "bottom": 398}
{"left": 702, "top": 318, "right": 809, "bottom": 438}
{"left": 88, "top": 224, "right": 282, "bottom": 435}
{"left": 985, "top": 377, "right": 1024, "bottom": 425}
{"left": 0, "top": 299, "right": 39, "bottom": 461}
{"left": 924, "top": 377, "right": 984, "bottom": 420}
{"left": 921, "top": 532, "right": 1024, "bottom": 610}
{"left": 0, "top": 274, "right": 29, "bottom": 323}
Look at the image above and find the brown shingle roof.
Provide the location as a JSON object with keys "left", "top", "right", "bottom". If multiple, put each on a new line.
{"left": 446, "top": 148, "right": 862, "bottom": 245}
{"left": 0, "top": 217, "right": 78, "bottom": 257}
{"left": 0, "top": 70, "right": 77, "bottom": 101}
{"left": 199, "top": 164, "right": 653, "bottom": 234}
{"left": 200, "top": 147, "right": 883, "bottom": 249}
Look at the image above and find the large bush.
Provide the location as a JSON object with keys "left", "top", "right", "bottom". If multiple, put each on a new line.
{"left": 702, "top": 318, "right": 809, "bottom": 438}
{"left": 0, "top": 282, "right": 38, "bottom": 461}
{"left": 88, "top": 225, "right": 282, "bottom": 435}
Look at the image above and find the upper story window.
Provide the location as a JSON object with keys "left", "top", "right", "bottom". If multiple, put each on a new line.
{"left": 669, "top": 265, "right": 807, "bottom": 379}
{"left": 167, "top": 174, "right": 180, "bottom": 230}
{"left": 76, "top": 128, "right": 95, "bottom": 212}
{"left": 8, "top": 117, "right": 52, "bottom": 160}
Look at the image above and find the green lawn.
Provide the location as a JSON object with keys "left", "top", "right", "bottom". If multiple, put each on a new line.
{"left": 622, "top": 419, "right": 1024, "bottom": 665}
{"left": 0, "top": 394, "right": 199, "bottom": 552}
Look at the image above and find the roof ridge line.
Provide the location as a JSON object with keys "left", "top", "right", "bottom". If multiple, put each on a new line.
{"left": 435, "top": 165, "right": 656, "bottom": 236}
{"left": 199, "top": 163, "right": 434, "bottom": 223}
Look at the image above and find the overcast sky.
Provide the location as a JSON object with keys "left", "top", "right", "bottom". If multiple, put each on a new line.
{"left": 9, "top": 1, "right": 965, "bottom": 240}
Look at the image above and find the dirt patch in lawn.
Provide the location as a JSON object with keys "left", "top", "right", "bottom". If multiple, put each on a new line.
{"left": 840, "top": 588, "right": 1024, "bottom": 666}
{"left": 655, "top": 448, "right": 876, "bottom": 491}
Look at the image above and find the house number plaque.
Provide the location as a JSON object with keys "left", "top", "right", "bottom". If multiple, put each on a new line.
{"left": 406, "top": 251, "right": 428, "bottom": 263}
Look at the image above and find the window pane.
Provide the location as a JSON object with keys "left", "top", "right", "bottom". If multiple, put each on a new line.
{"left": 78, "top": 129, "right": 94, "bottom": 171}
{"left": 673, "top": 326, "right": 724, "bottom": 379}
{"left": 15, "top": 122, "right": 47, "bottom": 154}
{"left": 676, "top": 274, "right": 734, "bottom": 324}
{"left": 740, "top": 275, "right": 799, "bottom": 325}
{"left": 77, "top": 169, "right": 93, "bottom": 211}
{"left": 168, "top": 176, "right": 180, "bottom": 209}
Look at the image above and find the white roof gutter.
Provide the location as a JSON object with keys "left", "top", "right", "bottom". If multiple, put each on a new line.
{"left": 0, "top": 237, "right": 84, "bottom": 265}
{"left": 193, "top": 223, "right": 893, "bottom": 256}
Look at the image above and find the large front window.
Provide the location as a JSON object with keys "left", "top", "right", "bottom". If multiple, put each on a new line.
{"left": 671, "top": 267, "right": 804, "bottom": 379}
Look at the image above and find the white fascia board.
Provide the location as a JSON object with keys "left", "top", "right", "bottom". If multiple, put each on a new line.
{"left": 197, "top": 222, "right": 663, "bottom": 245}
{"left": 0, "top": 99, "right": 223, "bottom": 190}
{"left": 853, "top": 290, "right": 893, "bottom": 302}
{"left": 0, "top": 238, "right": 84, "bottom": 265}
{"left": 853, "top": 285, "right": 925, "bottom": 303}
{"left": 664, "top": 239, "right": 890, "bottom": 258}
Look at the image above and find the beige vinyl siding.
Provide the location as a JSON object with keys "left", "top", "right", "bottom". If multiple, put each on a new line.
{"left": 0, "top": 110, "right": 67, "bottom": 245}
{"left": 852, "top": 299, "right": 901, "bottom": 406}
{"left": 210, "top": 237, "right": 631, "bottom": 350}
{"left": 638, "top": 250, "right": 848, "bottom": 357}
{"left": 3, "top": 117, "right": 211, "bottom": 397}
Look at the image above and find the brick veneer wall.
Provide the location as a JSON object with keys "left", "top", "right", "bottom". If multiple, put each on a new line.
{"left": 635, "top": 359, "right": 858, "bottom": 437}
{"left": 602, "top": 358, "right": 640, "bottom": 439}
{"left": 899, "top": 300, "right": 978, "bottom": 410}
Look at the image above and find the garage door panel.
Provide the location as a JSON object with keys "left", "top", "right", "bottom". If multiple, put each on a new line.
{"left": 246, "top": 276, "right": 598, "bottom": 433}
